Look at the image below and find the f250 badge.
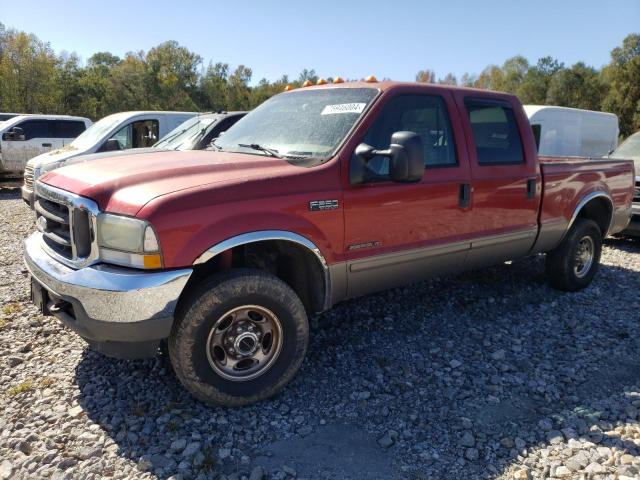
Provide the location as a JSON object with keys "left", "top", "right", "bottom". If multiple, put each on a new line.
{"left": 309, "top": 199, "right": 339, "bottom": 211}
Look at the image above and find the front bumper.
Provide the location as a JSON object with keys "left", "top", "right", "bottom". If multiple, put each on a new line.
{"left": 21, "top": 185, "right": 34, "bottom": 208}
{"left": 24, "top": 232, "right": 192, "bottom": 358}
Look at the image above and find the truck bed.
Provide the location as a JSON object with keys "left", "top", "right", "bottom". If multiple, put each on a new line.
{"left": 534, "top": 156, "right": 635, "bottom": 252}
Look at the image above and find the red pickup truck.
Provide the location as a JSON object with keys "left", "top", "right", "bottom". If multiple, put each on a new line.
{"left": 24, "top": 81, "right": 635, "bottom": 406}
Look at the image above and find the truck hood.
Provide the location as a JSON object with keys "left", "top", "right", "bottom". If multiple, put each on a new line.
{"left": 63, "top": 147, "right": 159, "bottom": 167}
{"left": 27, "top": 146, "right": 87, "bottom": 168}
{"left": 39, "top": 150, "right": 299, "bottom": 216}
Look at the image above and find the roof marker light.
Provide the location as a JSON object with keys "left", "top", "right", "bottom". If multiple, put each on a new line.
{"left": 302, "top": 80, "right": 313, "bottom": 87}
{"left": 284, "top": 85, "right": 293, "bottom": 91}
{"left": 365, "top": 75, "right": 378, "bottom": 83}
{"left": 333, "top": 76, "right": 345, "bottom": 83}
{"left": 316, "top": 78, "right": 327, "bottom": 85}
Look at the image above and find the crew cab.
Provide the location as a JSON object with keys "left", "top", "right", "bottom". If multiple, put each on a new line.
{"left": 0, "top": 114, "right": 92, "bottom": 178}
{"left": 22, "top": 111, "right": 197, "bottom": 205}
{"left": 24, "top": 81, "right": 635, "bottom": 407}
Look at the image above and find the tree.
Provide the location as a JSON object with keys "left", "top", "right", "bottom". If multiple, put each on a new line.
{"left": 438, "top": 73, "right": 458, "bottom": 85}
{"left": 200, "top": 62, "right": 229, "bottom": 111}
{"left": 601, "top": 33, "right": 640, "bottom": 137}
{"left": 517, "top": 56, "right": 564, "bottom": 104}
{"left": 145, "top": 41, "right": 201, "bottom": 110}
{"left": 415, "top": 69, "right": 435, "bottom": 83}
{"left": 226, "top": 65, "right": 252, "bottom": 110}
{"left": 546, "top": 62, "right": 606, "bottom": 111}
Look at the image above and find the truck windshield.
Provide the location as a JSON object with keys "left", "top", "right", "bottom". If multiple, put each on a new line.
{"left": 215, "top": 88, "right": 378, "bottom": 162}
{"left": 69, "top": 114, "right": 126, "bottom": 151}
{"left": 155, "top": 116, "right": 216, "bottom": 151}
{"left": 611, "top": 132, "right": 640, "bottom": 172}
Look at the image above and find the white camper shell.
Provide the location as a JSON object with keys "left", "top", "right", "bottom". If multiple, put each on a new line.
{"left": 524, "top": 105, "right": 619, "bottom": 158}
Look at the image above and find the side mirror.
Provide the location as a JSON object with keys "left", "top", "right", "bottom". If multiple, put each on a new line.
{"left": 2, "top": 126, "right": 25, "bottom": 141}
{"left": 98, "top": 138, "right": 121, "bottom": 152}
{"left": 350, "top": 131, "right": 425, "bottom": 184}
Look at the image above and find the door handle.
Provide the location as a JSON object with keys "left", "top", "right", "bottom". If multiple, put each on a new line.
{"left": 459, "top": 183, "right": 471, "bottom": 208}
{"left": 42, "top": 143, "right": 52, "bottom": 147}
{"left": 526, "top": 178, "right": 536, "bottom": 199}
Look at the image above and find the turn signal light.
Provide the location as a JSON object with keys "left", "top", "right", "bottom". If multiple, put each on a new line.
{"left": 302, "top": 80, "right": 313, "bottom": 87}
{"left": 284, "top": 84, "right": 293, "bottom": 91}
{"left": 333, "top": 76, "right": 345, "bottom": 83}
{"left": 143, "top": 254, "right": 162, "bottom": 269}
{"left": 365, "top": 75, "right": 378, "bottom": 83}
{"left": 316, "top": 78, "right": 327, "bottom": 85}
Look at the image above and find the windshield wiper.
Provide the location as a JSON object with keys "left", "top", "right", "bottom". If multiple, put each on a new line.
{"left": 209, "top": 139, "right": 223, "bottom": 150}
{"left": 238, "top": 143, "right": 282, "bottom": 158}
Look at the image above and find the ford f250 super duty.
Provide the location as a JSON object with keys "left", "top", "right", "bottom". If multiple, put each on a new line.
{"left": 24, "top": 80, "right": 635, "bottom": 407}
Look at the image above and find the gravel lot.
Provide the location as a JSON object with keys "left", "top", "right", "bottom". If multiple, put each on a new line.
{"left": 1, "top": 187, "right": 639, "bottom": 480}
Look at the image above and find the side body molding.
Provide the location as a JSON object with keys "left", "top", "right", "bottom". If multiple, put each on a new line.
{"left": 193, "top": 230, "right": 333, "bottom": 312}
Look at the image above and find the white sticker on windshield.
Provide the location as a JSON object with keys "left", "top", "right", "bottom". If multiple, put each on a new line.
{"left": 321, "top": 103, "right": 366, "bottom": 115}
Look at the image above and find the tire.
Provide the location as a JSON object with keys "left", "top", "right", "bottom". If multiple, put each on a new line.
{"left": 168, "top": 269, "right": 308, "bottom": 407}
{"left": 545, "top": 218, "right": 602, "bottom": 292}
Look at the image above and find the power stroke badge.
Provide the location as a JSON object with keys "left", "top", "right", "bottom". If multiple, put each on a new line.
{"left": 309, "top": 199, "right": 339, "bottom": 211}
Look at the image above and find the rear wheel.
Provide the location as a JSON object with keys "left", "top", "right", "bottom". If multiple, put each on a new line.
{"left": 545, "top": 218, "right": 602, "bottom": 291}
{"left": 169, "top": 269, "right": 308, "bottom": 407}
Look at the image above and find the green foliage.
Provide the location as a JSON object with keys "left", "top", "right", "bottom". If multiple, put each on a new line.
{"left": 418, "top": 34, "right": 639, "bottom": 138}
{"left": 0, "top": 22, "right": 638, "bottom": 139}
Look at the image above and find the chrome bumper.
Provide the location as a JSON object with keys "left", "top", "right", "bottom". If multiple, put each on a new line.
{"left": 24, "top": 232, "right": 192, "bottom": 327}
{"left": 21, "top": 185, "right": 34, "bottom": 207}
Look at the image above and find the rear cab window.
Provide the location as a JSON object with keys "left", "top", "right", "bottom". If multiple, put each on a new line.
{"left": 465, "top": 99, "right": 524, "bottom": 165}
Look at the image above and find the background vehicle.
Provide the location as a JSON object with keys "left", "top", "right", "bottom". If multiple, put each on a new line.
{"left": 524, "top": 105, "right": 619, "bottom": 157}
{"left": 0, "top": 114, "right": 91, "bottom": 178}
{"left": 24, "top": 81, "right": 635, "bottom": 407}
{"left": 609, "top": 131, "right": 640, "bottom": 235}
{"left": 0, "top": 112, "right": 22, "bottom": 122}
{"left": 22, "top": 111, "right": 197, "bottom": 205}
{"left": 60, "top": 111, "right": 246, "bottom": 170}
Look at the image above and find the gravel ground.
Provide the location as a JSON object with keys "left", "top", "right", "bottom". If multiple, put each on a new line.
{"left": 1, "top": 187, "right": 640, "bottom": 480}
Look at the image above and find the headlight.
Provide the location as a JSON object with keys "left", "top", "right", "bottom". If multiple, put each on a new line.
{"left": 37, "top": 161, "right": 61, "bottom": 179}
{"left": 97, "top": 214, "right": 162, "bottom": 269}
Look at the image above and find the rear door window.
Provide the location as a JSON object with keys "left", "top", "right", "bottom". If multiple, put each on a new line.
{"left": 54, "top": 120, "right": 86, "bottom": 138}
{"left": 465, "top": 100, "right": 524, "bottom": 165}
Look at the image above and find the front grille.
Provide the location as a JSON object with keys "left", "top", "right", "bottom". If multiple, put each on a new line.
{"left": 24, "top": 165, "right": 34, "bottom": 189}
{"left": 34, "top": 182, "right": 98, "bottom": 268}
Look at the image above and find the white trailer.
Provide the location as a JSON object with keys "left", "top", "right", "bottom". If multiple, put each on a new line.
{"left": 524, "top": 105, "right": 619, "bottom": 158}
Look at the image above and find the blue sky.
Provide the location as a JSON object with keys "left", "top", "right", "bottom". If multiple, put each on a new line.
{"left": 1, "top": 0, "right": 638, "bottom": 84}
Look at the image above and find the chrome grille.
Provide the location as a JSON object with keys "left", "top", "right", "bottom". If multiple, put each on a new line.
{"left": 24, "top": 165, "right": 34, "bottom": 189}
{"left": 34, "top": 181, "right": 99, "bottom": 268}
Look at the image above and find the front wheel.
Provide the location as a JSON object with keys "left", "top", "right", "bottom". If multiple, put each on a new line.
{"left": 545, "top": 218, "right": 602, "bottom": 291}
{"left": 169, "top": 269, "right": 309, "bottom": 407}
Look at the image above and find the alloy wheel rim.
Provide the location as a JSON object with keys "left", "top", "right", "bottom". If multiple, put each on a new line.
{"left": 206, "top": 305, "right": 283, "bottom": 382}
{"left": 573, "top": 235, "right": 595, "bottom": 278}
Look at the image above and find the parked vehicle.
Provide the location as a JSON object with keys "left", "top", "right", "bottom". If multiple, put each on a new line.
{"left": 0, "top": 113, "right": 22, "bottom": 122}
{"left": 24, "top": 81, "right": 635, "bottom": 407}
{"left": 58, "top": 111, "right": 247, "bottom": 171}
{"left": 609, "top": 131, "right": 640, "bottom": 235}
{"left": 524, "top": 105, "right": 619, "bottom": 157}
{"left": 21, "top": 111, "right": 197, "bottom": 205}
{"left": 0, "top": 115, "right": 91, "bottom": 178}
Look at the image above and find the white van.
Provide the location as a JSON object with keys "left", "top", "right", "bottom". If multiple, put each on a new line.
{"left": 524, "top": 105, "right": 619, "bottom": 158}
{"left": 0, "top": 115, "right": 92, "bottom": 177}
{"left": 22, "top": 111, "right": 197, "bottom": 204}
